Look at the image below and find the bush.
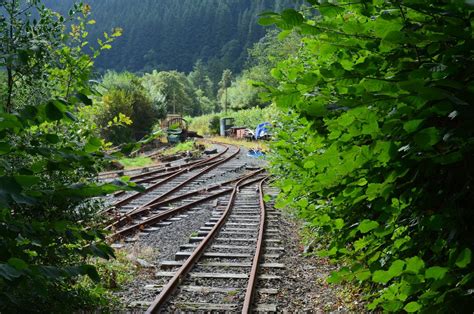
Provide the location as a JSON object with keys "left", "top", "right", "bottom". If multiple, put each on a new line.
{"left": 95, "top": 72, "right": 163, "bottom": 144}
{"left": 265, "top": 1, "right": 474, "bottom": 312}
{"left": 209, "top": 115, "right": 221, "bottom": 135}
{"left": 0, "top": 2, "right": 138, "bottom": 311}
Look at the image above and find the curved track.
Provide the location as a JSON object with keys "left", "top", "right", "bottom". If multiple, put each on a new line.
{"left": 144, "top": 176, "right": 282, "bottom": 313}
{"left": 102, "top": 142, "right": 283, "bottom": 312}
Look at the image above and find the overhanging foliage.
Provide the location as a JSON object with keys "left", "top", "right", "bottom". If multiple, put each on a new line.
{"left": 264, "top": 0, "right": 473, "bottom": 311}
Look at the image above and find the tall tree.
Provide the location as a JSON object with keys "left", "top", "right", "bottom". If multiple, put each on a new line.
{"left": 0, "top": 0, "right": 61, "bottom": 112}
{"left": 188, "top": 59, "right": 214, "bottom": 99}
{"left": 218, "top": 69, "right": 232, "bottom": 113}
{"left": 142, "top": 70, "right": 197, "bottom": 116}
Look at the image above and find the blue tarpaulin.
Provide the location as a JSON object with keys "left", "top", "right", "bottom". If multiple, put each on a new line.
{"left": 255, "top": 122, "right": 271, "bottom": 140}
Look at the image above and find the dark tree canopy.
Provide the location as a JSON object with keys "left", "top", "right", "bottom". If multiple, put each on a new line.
{"left": 44, "top": 0, "right": 300, "bottom": 73}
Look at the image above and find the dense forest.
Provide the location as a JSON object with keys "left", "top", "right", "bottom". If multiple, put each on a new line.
{"left": 0, "top": 0, "right": 473, "bottom": 312}
{"left": 44, "top": 0, "right": 299, "bottom": 76}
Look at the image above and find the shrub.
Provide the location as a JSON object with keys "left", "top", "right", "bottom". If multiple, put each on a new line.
{"left": 265, "top": 1, "right": 474, "bottom": 312}
{"left": 95, "top": 72, "right": 163, "bottom": 144}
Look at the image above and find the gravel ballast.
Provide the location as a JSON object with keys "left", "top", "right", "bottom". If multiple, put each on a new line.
{"left": 108, "top": 143, "right": 360, "bottom": 312}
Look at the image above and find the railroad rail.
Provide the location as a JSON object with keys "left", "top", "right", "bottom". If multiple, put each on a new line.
{"left": 107, "top": 169, "right": 264, "bottom": 241}
{"left": 98, "top": 144, "right": 214, "bottom": 182}
{"left": 101, "top": 144, "right": 235, "bottom": 215}
{"left": 142, "top": 175, "right": 282, "bottom": 313}
{"left": 105, "top": 169, "right": 264, "bottom": 232}
{"left": 103, "top": 143, "right": 261, "bottom": 241}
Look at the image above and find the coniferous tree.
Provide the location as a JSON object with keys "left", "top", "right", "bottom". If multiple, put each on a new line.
{"left": 43, "top": 0, "right": 301, "bottom": 73}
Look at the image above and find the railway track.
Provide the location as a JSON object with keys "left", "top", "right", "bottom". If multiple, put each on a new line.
{"left": 106, "top": 169, "right": 264, "bottom": 242}
{"left": 105, "top": 143, "right": 263, "bottom": 243}
{"left": 138, "top": 175, "right": 284, "bottom": 313}
{"left": 102, "top": 144, "right": 235, "bottom": 215}
{"left": 98, "top": 144, "right": 215, "bottom": 182}
{"left": 101, "top": 142, "right": 283, "bottom": 312}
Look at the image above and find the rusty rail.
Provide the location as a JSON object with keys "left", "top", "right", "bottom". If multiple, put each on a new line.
{"left": 102, "top": 146, "right": 232, "bottom": 214}
{"left": 106, "top": 169, "right": 264, "bottom": 230}
{"left": 144, "top": 175, "right": 266, "bottom": 313}
{"left": 108, "top": 171, "right": 264, "bottom": 241}
{"left": 130, "top": 153, "right": 221, "bottom": 183}
{"left": 242, "top": 177, "right": 268, "bottom": 313}
{"left": 98, "top": 148, "right": 208, "bottom": 181}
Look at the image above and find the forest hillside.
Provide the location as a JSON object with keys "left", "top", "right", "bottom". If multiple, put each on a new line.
{"left": 44, "top": 0, "right": 298, "bottom": 75}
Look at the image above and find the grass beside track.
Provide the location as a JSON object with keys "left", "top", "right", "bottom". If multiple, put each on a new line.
{"left": 118, "top": 156, "right": 155, "bottom": 169}
{"left": 118, "top": 141, "right": 197, "bottom": 169}
{"left": 206, "top": 136, "right": 269, "bottom": 151}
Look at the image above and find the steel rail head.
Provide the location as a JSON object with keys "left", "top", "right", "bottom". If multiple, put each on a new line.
{"left": 104, "top": 147, "right": 229, "bottom": 213}
{"left": 108, "top": 171, "right": 266, "bottom": 241}
{"left": 108, "top": 157, "right": 225, "bottom": 207}
{"left": 141, "top": 147, "right": 239, "bottom": 210}
{"left": 242, "top": 176, "right": 269, "bottom": 314}
{"left": 99, "top": 143, "right": 227, "bottom": 180}
{"left": 105, "top": 168, "right": 265, "bottom": 230}
{"left": 101, "top": 145, "right": 231, "bottom": 214}
{"left": 130, "top": 146, "right": 228, "bottom": 182}
{"left": 108, "top": 187, "right": 232, "bottom": 241}
{"left": 144, "top": 171, "right": 263, "bottom": 314}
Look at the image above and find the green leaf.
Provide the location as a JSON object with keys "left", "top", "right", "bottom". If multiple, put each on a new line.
{"left": 0, "top": 142, "right": 11, "bottom": 155}
{"left": 81, "top": 264, "right": 100, "bottom": 282}
{"left": 0, "top": 113, "right": 23, "bottom": 131}
{"left": 275, "top": 92, "right": 299, "bottom": 108}
{"left": 425, "top": 266, "right": 448, "bottom": 280}
{"left": 85, "top": 137, "right": 102, "bottom": 153}
{"left": 372, "top": 270, "right": 392, "bottom": 284}
{"left": 406, "top": 256, "right": 425, "bottom": 274}
{"left": 45, "top": 101, "right": 64, "bottom": 121}
{"left": 304, "top": 160, "right": 315, "bottom": 169}
{"left": 0, "top": 264, "right": 22, "bottom": 281}
{"left": 334, "top": 218, "right": 345, "bottom": 230}
{"left": 75, "top": 93, "right": 93, "bottom": 106}
{"left": 355, "top": 178, "right": 368, "bottom": 186}
{"left": 38, "top": 266, "right": 62, "bottom": 279}
{"left": 414, "top": 127, "right": 440, "bottom": 149}
{"left": 280, "top": 9, "right": 304, "bottom": 27}
{"left": 404, "top": 301, "right": 422, "bottom": 312}
{"left": 382, "top": 300, "right": 404, "bottom": 311}
{"left": 358, "top": 219, "right": 379, "bottom": 233}
{"left": 356, "top": 270, "right": 371, "bottom": 281}
{"left": 327, "top": 271, "right": 343, "bottom": 284}
{"left": 14, "top": 175, "right": 40, "bottom": 188}
{"left": 258, "top": 16, "right": 279, "bottom": 26}
{"left": 8, "top": 258, "right": 28, "bottom": 271}
{"left": 455, "top": 248, "right": 471, "bottom": 268}
{"left": 45, "top": 134, "right": 60, "bottom": 144}
{"left": 360, "top": 78, "right": 388, "bottom": 92}
{"left": 403, "top": 119, "right": 424, "bottom": 134}
{"left": 93, "top": 243, "right": 115, "bottom": 259}
{"left": 388, "top": 260, "right": 405, "bottom": 277}
{"left": 319, "top": 4, "right": 344, "bottom": 17}
{"left": 374, "top": 17, "right": 403, "bottom": 38}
